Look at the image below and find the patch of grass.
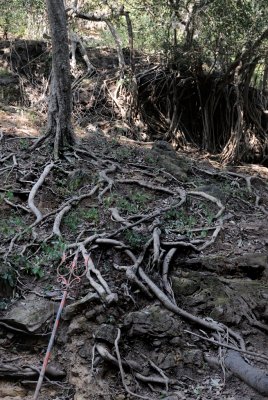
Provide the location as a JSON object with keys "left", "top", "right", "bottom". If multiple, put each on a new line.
{"left": 5, "top": 190, "right": 14, "bottom": 201}
{"left": 19, "top": 138, "right": 30, "bottom": 150}
{"left": 103, "top": 194, "right": 116, "bottom": 208}
{"left": 198, "top": 203, "right": 214, "bottom": 225}
{"left": 117, "top": 198, "right": 139, "bottom": 213}
{"left": 165, "top": 208, "right": 197, "bottom": 231}
{"left": 124, "top": 229, "right": 148, "bottom": 250}
{"left": 220, "top": 181, "right": 253, "bottom": 201}
{"left": 68, "top": 177, "right": 84, "bottom": 192}
{"left": 25, "top": 260, "right": 45, "bottom": 279}
{"left": 63, "top": 207, "right": 99, "bottom": 231}
{"left": 80, "top": 207, "right": 99, "bottom": 222}
{"left": 144, "top": 154, "right": 157, "bottom": 165}
{"left": 24, "top": 239, "right": 66, "bottom": 279}
{"left": 0, "top": 190, "right": 14, "bottom": 203}
{"left": 0, "top": 68, "right": 10, "bottom": 77}
{"left": 104, "top": 191, "right": 152, "bottom": 214}
{"left": 116, "top": 191, "right": 152, "bottom": 214}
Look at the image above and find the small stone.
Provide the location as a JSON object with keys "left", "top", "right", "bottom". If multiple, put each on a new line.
{"left": 170, "top": 337, "right": 182, "bottom": 346}
{"left": 94, "top": 324, "right": 118, "bottom": 344}
{"left": 6, "top": 332, "right": 14, "bottom": 340}
{"left": 85, "top": 309, "right": 97, "bottom": 319}
{"left": 158, "top": 352, "right": 177, "bottom": 369}
{"left": 67, "top": 316, "right": 88, "bottom": 335}
{"left": 183, "top": 349, "right": 203, "bottom": 367}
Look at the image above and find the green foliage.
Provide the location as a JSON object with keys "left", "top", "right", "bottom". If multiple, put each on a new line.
{"left": 0, "top": 68, "right": 11, "bottom": 77}
{"left": 0, "top": 214, "right": 23, "bottom": 238}
{"left": 104, "top": 191, "right": 152, "bottom": 214}
{"left": 1, "top": 270, "right": 16, "bottom": 288}
{"left": 1, "top": 0, "right": 45, "bottom": 39}
{"left": 115, "top": 147, "right": 132, "bottom": 161}
{"left": 19, "top": 139, "right": 30, "bottom": 150}
{"left": 22, "top": 238, "right": 65, "bottom": 279}
{"left": 165, "top": 208, "right": 197, "bottom": 230}
{"left": 63, "top": 207, "right": 99, "bottom": 230}
{"left": 124, "top": 229, "right": 148, "bottom": 250}
{"left": 26, "top": 262, "right": 45, "bottom": 279}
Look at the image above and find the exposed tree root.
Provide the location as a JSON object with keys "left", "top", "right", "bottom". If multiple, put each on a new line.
{"left": 28, "top": 162, "right": 54, "bottom": 224}
{"left": 225, "top": 350, "right": 268, "bottom": 395}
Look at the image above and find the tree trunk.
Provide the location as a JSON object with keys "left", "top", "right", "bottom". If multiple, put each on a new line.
{"left": 46, "top": 0, "right": 74, "bottom": 159}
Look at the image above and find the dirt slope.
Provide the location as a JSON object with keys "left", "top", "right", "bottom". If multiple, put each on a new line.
{"left": 0, "top": 105, "right": 268, "bottom": 400}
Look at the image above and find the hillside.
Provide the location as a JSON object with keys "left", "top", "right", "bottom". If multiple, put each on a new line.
{"left": 0, "top": 43, "right": 268, "bottom": 400}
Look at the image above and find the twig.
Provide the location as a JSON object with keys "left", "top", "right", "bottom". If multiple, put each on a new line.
{"left": 185, "top": 330, "right": 268, "bottom": 362}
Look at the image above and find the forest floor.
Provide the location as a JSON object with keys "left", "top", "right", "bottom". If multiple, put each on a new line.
{"left": 0, "top": 103, "right": 268, "bottom": 400}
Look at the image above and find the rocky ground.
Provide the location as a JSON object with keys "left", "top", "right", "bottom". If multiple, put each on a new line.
{"left": 0, "top": 103, "right": 268, "bottom": 400}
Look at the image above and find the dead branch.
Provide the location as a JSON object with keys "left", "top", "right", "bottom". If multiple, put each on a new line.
{"left": 197, "top": 220, "right": 223, "bottom": 251}
{"left": 4, "top": 198, "right": 30, "bottom": 213}
{"left": 109, "top": 207, "right": 131, "bottom": 226}
{"left": 80, "top": 244, "right": 118, "bottom": 303}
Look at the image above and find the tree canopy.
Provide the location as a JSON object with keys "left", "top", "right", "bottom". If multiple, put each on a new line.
{"left": 1, "top": 0, "right": 268, "bottom": 162}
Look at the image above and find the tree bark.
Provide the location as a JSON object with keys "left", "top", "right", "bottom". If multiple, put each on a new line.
{"left": 46, "top": 0, "right": 75, "bottom": 159}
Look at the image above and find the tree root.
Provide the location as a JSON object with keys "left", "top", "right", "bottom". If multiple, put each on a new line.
{"left": 225, "top": 350, "right": 268, "bottom": 395}
{"left": 28, "top": 162, "right": 54, "bottom": 224}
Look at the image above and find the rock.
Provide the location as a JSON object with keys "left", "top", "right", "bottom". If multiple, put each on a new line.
{"left": 183, "top": 349, "right": 203, "bottom": 367}
{"left": 171, "top": 277, "right": 200, "bottom": 297}
{"left": 0, "top": 382, "right": 27, "bottom": 399}
{"left": 67, "top": 316, "right": 88, "bottom": 335}
{"left": 94, "top": 324, "right": 118, "bottom": 345}
{"left": 1, "top": 294, "right": 56, "bottom": 332}
{"left": 78, "top": 345, "right": 92, "bottom": 360}
{"left": 124, "top": 304, "right": 181, "bottom": 337}
{"left": 170, "top": 337, "right": 183, "bottom": 346}
{"left": 158, "top": 352, "right": 178, "bottom": 369}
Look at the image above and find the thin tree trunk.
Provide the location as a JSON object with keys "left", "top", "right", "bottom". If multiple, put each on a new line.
{"left": 46, "top": 0, "right": 75, "bottom": 159}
